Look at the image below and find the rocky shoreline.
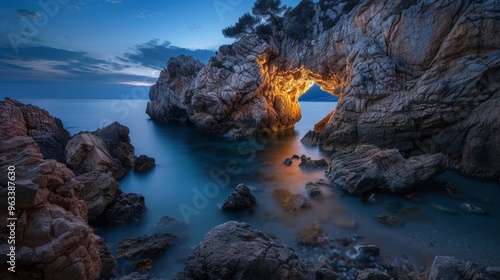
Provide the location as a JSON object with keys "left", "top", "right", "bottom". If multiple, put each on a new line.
{"left": 1, "top": 98, "right": 499, "bottom": 279}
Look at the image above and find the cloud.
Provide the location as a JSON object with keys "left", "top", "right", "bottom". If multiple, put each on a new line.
{"left": 135, "top": 11, "right": 165, "bottom": 18}
{"left": 106, "top": 0, "right": 122, "bottom": 3}
{"left": 16, "top": 9, "right": 41, "bottom": 20}
{"left": 120, "top": 39, "right": 214, "bottom": 69}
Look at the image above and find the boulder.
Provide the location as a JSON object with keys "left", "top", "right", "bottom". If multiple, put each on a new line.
{"left": 173, "top": 221, "right": 314, "bottom": 279}
{"left": 221, "top": 183, "right": 256, "bottom": 212}
{"left": 328, "top": 145, "right": 447, "bottom": 195}
{"left": 75, "top": 171, "right": 119, "bottom": 222}
{"left": 428, "top": 256, "right": 500, "bottom": 280}
{"left": 134, "top": 154, "right": 156, "bottom": 172}
{"left": 93, "top": 122, "right": 135, "bottom": 179}
{"left": 298, "top": 158, "right": 329, "bottom": 170}
{"left": 65, "top": 133, "right": 114, "bottom": 174}
{"left": 104, "top": 190, "right": 146, "bottom": 224}
{"left": 117, "top": 233, "right": 177, "bottom": 259}
{"left": 273, "top": 189, "right": 311, "bottom": 212}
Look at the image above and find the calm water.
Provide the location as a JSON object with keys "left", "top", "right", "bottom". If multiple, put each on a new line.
{"left": 21, "top": 99, "right": 500, "bottom": 278}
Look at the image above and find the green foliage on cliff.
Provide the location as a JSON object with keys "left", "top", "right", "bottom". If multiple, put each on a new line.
{"left": 284, "top": 0, "right": 316, "bottom": 39}
{"left": 222, "top": 13, "right": 259, "bottom": 38}
{"left": 252, "top": 0, "right": 286, "bottom": 18}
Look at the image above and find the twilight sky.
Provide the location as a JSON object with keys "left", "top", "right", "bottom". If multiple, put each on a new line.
{"left": 0, "top": 0, "right": 302, "bottom": 99}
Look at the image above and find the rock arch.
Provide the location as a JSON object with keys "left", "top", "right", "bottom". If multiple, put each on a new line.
{"left": 147, "top": 0, "right": 500, "bottom": 178}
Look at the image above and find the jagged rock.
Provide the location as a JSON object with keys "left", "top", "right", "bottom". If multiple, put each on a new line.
{"left": 154, "top": 216, "right": 188, "bottom": 234}
{"left": 65, "top": 133, "right": 115, "bottom": 174}
{"left": 297, "top": 223, "right": 329, "bottom": 247}
{"left": 328, "top": 145, "right": 447, "bottom": 195}
{"left": 305, "top": 182, "right": 323, "bottom": 198}
{"left": 117, "top": 233, "right": 176, "bottom": 259}
{"left": 374, "top": 214, "right": 404, "bottom": 226}
{"left": 428, "top": 256, "right": 500, "bottom": 280}
{"left": 105, "top": 190, "right": 146, "bottom": 224}
{"left": 75, "top": 171, "right": 119, "bottom": 222}
{"left": 93, "top": 122, "right": 135, "bottom": 179}
{"left": 0, "top": 98, "right": 70, "bottom": 162}
{"left": 173, "top": 221, "right": 314, "bottom": 280}
{"left": 273, "top": 189, "right": 311, "bottom": 212}
{"left": 315, "top": 259, "right": 345, "bottom": 280}
{"left": 298, "top": 158, "right": 329, "bottom": 170}
{"left": 356, "top": 268, "right": 391, "bottom": 280}
{"left": 346, "top": 243, "right": 380, "bottom": 261}
{"left": 458, "top": 203, "right": 487, "bottom": 215}
{"left": 0, "top": 135, "right": 101, "bottom": 280}
{"left": 221, "top": 183, "right": 256, "bottom": 211}
{"left": 134, "top": 155, "right": 156, "bottom": 172}
{"left": 97, "top": 236, "right": 117, "bottom": 279}
{"left": 148, "top": 1, "right": 500, "bottom": 179}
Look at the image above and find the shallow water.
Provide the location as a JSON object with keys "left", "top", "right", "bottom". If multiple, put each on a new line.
{"left": 21, "top": 99, "right": 500, "bottom": 278}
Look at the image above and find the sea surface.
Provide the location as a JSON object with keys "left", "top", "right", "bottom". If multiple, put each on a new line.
{"left": 20, "top": 99, "right": 500, "bottom": 278}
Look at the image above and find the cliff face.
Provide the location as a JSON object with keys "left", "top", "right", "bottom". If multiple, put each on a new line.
{"left": 147, "top": 0, "right": 500, "bottom": 178}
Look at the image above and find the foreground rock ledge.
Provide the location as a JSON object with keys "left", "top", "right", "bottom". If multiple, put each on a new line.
{"left": 174, "top": 221, "right": 314, "bottom": 279}
{"left": 328, "top": 145, "right": 447, "bottom": 195}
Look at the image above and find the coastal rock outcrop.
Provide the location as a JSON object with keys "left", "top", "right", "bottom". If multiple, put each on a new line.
{"left": 116, "top": 233, "right": 177, "bottom": 259}
{"left": 327, "top": 145, "right": 447, "bottom": 195}
{"left": 0, "top": 98, "right": 70, "bottom": 162}
{"left": 174, "top": 221, "right": 314, "bottom": 279}
{"left": 65, "top": 122, "right": 136, "bottom": 179}
{"left": 148, "top": 0, "right": 500, "bottom": 178}
{"left": 0, "top": 136, "right": 101, "bottom": 279}
{"left": 134, "top": 155, "right": 156, "bottom": 172}
{"left": 75, "top": 171, "right": 119, "bottom": 222}
{"left": 104, "top": 190, "right": 146, "bottom": 224}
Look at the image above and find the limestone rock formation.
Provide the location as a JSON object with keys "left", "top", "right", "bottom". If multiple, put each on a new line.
{"left": 173, "top": 221, "right": 314, "bottom": 280}
{"left": 328, "top": 145, "right": 447, "bottom": 195}
{"left": 75, "top": 171, "right": 119, "bottom": 222}
{"left": 0, "top": 98, "right": 70, "bottom": 162}
{"left": 221, "top": 183, "right": 256, "bottom": 211}
{"left": 428, "top": 256, "right": 500, "bottom": 280}
{"left": 148, "top": 0, "right": 500, "bottom": 178}
{"left": 0, "top": 136, "right": 101, "bottom": 279}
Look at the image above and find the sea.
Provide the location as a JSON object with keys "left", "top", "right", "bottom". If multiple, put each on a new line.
{"left": 19, "top": 99, "right": 500, "bottom": 278}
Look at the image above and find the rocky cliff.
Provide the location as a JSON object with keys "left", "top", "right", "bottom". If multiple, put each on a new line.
{"left": 147, "top": 0, "right": 500, "bottom": 179}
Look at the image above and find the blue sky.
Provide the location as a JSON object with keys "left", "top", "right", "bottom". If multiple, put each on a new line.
{"left": 0, "top": 0, "right": 302, "bottom": 99}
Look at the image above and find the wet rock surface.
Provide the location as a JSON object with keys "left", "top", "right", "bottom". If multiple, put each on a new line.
{"left": 328, "top": 145, "right": 447, "bottom": 195}
{"left": 428, "top": 256, "right": 500, "bottom": 280}
{"left": 104, "top": 190, "right": 146, "bottom": 224}
{"left": 134, "top": 154, "right": 156, "bottom": 172}
{"left": 173, "top": 221, "right": 314, "bottom": 280}
{"left": 117, "top": 233, "right": 177, "bottom": 259}
{"left": 221, "top": 183, "right": 256, "bottom": 212}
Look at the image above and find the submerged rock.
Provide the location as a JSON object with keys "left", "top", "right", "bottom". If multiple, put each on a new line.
{"left": 154, "top": 216, "right": 188, "bottom": 234}
{"left": 134, "top": 154, "right": 156, "bottom": 172}
{"left": 273, "top": 189, "right": 312, "bottom": 212}
{"left": 328, "top": 145, "right": 447, "bottom": 195}
{"left": 297, "top": 223, "right": 329, "bottom": 247}
{"left": 174, "top": 221, "right": 314, "bottom": 279}
{"left": 346, "top": 243, "right": 380, "bottom": 261}
{"left": 428, "top": 256, "right": 500, "bottom": 280}
{"left": 374, "top": 214, "right": 404, "bottom": 226}
{"left": 221, "top": 183, "right": 256, "bottom": 211}
{"left": 305, "top": 182, "right": 324, "bottom": 199}
{"left": 117, "top": 233, "right": 177, "bottom": 259}
{"left": 334, "top": 217, "right": 357, "bottom": 229}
